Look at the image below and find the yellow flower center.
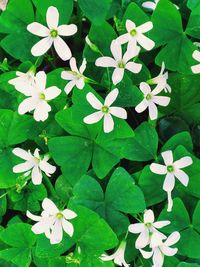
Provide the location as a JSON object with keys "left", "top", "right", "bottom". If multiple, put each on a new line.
{"left": 130, "top": 29, "right": 137, "bottom": 37}
{"left": 39, "top": 93, "right": 45, "bottom": 100}
{"left": 56, "top": 212, "right": 64, "bottom": 219}
{"left": 146, "top": 93, "right": 152, "bottom": 101}
{"left": 118, "top": 61, "right": 125, "bottom": 68}
{"left": 50, "top": 29, "right": 58, "bottom": 38}
{"left": 167, "top": 165, "right": 174, "bottom": 173}
{"left": 101, "top": 105, "right": 109, "bottom": 113}
{"left": 145, "top": 223, "right": 152, "bottom": 228}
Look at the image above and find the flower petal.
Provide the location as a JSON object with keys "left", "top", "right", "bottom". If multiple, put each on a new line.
{"left": 86, "top": 92, "right": 102, "bottom": 110}
{"left": 104, "top": 88, "right": 119, "bottom": 106}
{"left": 139, "top": 249, "right": 153, "bottom": 259}
{"left": 63, "top": 209, "right": 77, "bottom": 220}
{"left": 32, "top": 221, "right": 49, "bottom": 234}
{"left": 148, "top": 101, "right": 158, "bottom": 120}
{"left": 31, "top": 37, "right": 53, "bottom": 56}
{"left": 79, "top": 58, "right": 87, "bottom": 74}
{"left": 26, "top": 210, "right": 41, "bottom": 222}
{"left": 152, "top": 247, "right": 164, "bottom": 267}
{"left": 50, "top": 220, "right": 63, "bottom": 244}
{"left": 137, "top": 21, "right": 153, "bottom": 33}
{"left": 144, "top": 209, "right": 154, "bottom": 223}
{"left": 109, "top": 107, "right": 127, "bottom": 119}
{"left": 95, "top": 56, "right": 116, "bottom": 67}
{"left": 103, "top": 113, "right": 114, "bottom": 133}
{"left": 61, "top": 70, "right": 75, "bottom": 81}
{"left": 135, "top": 99, "right": 148, "bottom": 113}
{"left": 42, "top": 198, "right": 59, "bottom": 214}
{"left": 53, "top": 36, "right": 72, "bottom": 61}
{"left": 140, "top": 82, "right": 151, "bottom": 94}
{"left": 112, "top": 67, "right": 124, "bottom": 85}
{"left": 174, "top": 156, "right": 193, "bottom": 169}
{"left": 142, "top": 2, "right": 156, "bottom": 10}
{"left": 36, "top": 71, "right": 46, "bottom": 91}
{"left": 163, "top": 173, "right": 175, "bottom": 192}
{"left": 191, "top": 64, "right": 200, "bottom": 74}
{"left": 64, "top": 80, "right": 76, "bottom": 94}
{"left": 123, "top": 45, "right": 140, "bottom": 63}
{"left": 117, "top": 33, "right": 129, "bottom": 45}
{"left": 76, "top": 78, "right": 85, "bottom": 89}
{"left": 128, "top": 223, "right": 145, "bottom": 233}
{"left": 174, "top": 170, "right": 189, "bottom": 186}
{"left": 135, "top": 228, "right": 149, "bottom": 249}
{"left": 192, "top": 50, "right": 200, "bottom": 62}
{"left": 27, "top": 22, "right": 49, "bottom": 37}
{"left": 69, "top": 57, "right": 79, "bottom": 72}
{"left": 39, "top": 160, "right": 56, "bottom": 176}
{"left": 161, "top": 150, "right": 173, "bottom": 165}
{"left": 153, "top": 220, "right": 170, "bottom": 229}
{"left": 110, "top": 40, "right": 122, "bottom": 61}
{"left": 164, "top": 231, "right": 180, "bottom": 247}
{"left": 62, "top": 219, "right": 74, "bottom": 237}
{"left": 153, "top": 96, "right": 170, "bottom": 106}
{"left": 57, "top": 24, "right": 77, "bottom": 36}
{"left": 150, "top": 163, "right": 167, "bottom": 174}
{"left": 18, "top": 97, "right": 37, "bottom": 115}
{"left": 31, "top": 166, "right": 42, "bottom": 185}
{"left": 45, "top": 86, "right": 61, "bottom": 100}
{"left": 126, "top": 19, "right": 136, "bottom": 32}
{"left": 137, "top": 33, "right": 155, "bottom": 51}
{"left": 46, "top": 6, "right": 59, "bottom": 29}
{"left": 12, "top": 148, "right": 32, "bottom": 161}
{"left": 161, "top": 246, "right": 178, "bottom": 256}
{"left": 125, "top": 62, "right": 142, "bottom": 74}
{"left": 33, "top": 101, "right": 51, "bottom": 122}
{"left": 13, "top": 161, "right": 34, "bottom": 173}
{"left": 83, "top": 111, "right": 104, "bottom": 124}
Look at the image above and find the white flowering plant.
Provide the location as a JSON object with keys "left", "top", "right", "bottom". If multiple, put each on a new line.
{"left": 0, "top": 0, "right": 200, "bottom": 267}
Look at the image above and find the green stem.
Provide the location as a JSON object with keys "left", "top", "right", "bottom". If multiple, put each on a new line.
{"left": 43, "top": 176, "right": 58, "bottom": 200}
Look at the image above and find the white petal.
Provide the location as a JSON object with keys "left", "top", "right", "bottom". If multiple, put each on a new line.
{"left": 139, "top": 249, "right": 153, "bottom": 259}
{"left": 69, "top": 57, "right": 79, "bottom": 72}
{"left": 62, "top": 219, "right": 74, "bottom": 237}
{"left": 50, "top": 220, "right": 63, "bottom": 244}
{"left": 39, "top": 160, "right": 56, "bottom": 176}
{"left": 116, "top": 33, "right": 130, "bottom": 45}
{"left": 46, "top": 6, "right": 59, "bottom": 29}
{"left": 112, "top": 67, "right": 124, "bottom": 85}
{"left": 174, "top": 156, "right": 193, "bottom": 169}
{"left": 128, "top": 223, "right": 145, "bottom": 233}
{"left": 161, "top": 150, "right": 173, "bottom": 165}
{"left": 18, "top": 97, "right": 37, "bottom": 115}
{"left": 13, "top": 161, "right": 34, "bottom": 173}
{"left": 100, "top": 254, "right": 115, "bottom": 261}
{"left": 152, "top": 248, "right": 164, "bottom": 267}
{"left": 125, "top": 62, "right": 142, "bottom": 74}
{"left": 45, "top": 86, "right": 61, "bottom": 100}
{"left": 140, "top": 82, "right": 151, "bottom": 94}
{"left": 103, "top": 113, "right": 114, "bottom": 133}
{"left": 135, "top": 228, "right": 149, "bottom": 249}
{"left": 144, "top": 209, "right": 154, "bottom": 223}
{"left": 174, "top": 170, "right": 189, "bottom": 186}
{"left": 53, "top": 36, "right": 72, "bottom": 61}
{"left": 31, "top": 37, "right": 53, "bottom": 56}
{"left": 61, "top": 70, "right": 75, "bottom": 81}
{"left": 36, "top": 71, "right": 46, "bottom": 91}
{"left": 33, "top": 101, "right": 51, "bottom": 122}
{"left": 137, "top": 21, "right": 153, "bottom": 33}
{"left": 57, "top": 24, "right": 77, "bottom": 36}
{"left": 150, "top": 163, "right": 167, "bottom": 174}
{"left": 26, "top": 210, "right": 41, "bottom": 222}
{"left": 86, "top": 92, "right": 102, "bottom": 110}
{"left": 161, "top": 246, "right": 177, "bottom": 256}
{"left": 153, "top": 221, "right": 170, "bottom": 229}
{"left": 137, "top": 33, "right": 155, "bottom": 51}
{"left": 109, "top": 107, "right": 127, "bottom": 119}
{"left": 31, "top": 166, "right": 42, "bottom": 185}
{"left": 167, "top": 191, "right": 173, "bottom": 212}
{"left": 126, "top": 19, "right": 136, "bottom": 32}
{"left": 150, "top": 232, "right": 163, "bottom": 248}
{"left": 64, "top": 80, "right": 76, "bottom": 94}
{"left": 142, "top": 2, "right": 156, "bottom": 10}
{"left": 32, "top": 221, "right": 49, "bottom": 234}
{"left": 135, "top": 99, "right": 148, "bottom": 113}
{"left": 191, "top": 64, "right": 200, "bottom": 74}
{"left": 27, "top": 22, "right": 49, "bottom": 37}
{"left": 153, "top": 96, "right": 170, "bottom": 106}
{"left": 123, "top": 45, "right": 140, "bottom": 63}
{"left": 164, "top": 231, "right": 180, "bottom": 247}
{"left": 104, "top": 88, "right": 119, "bottom": 106}
{"left": 42, "top": 198, "right": 59, "bottom": 214}
{"left": 12, "top": 148, "right": 32, "bottom": 161}
{"left": 63, "top": 209, "right": 77, "bottom": 220}
{"left": 83, "top": 111, "right": 104, "bottom": 124}
{"left": 192, "top": 50, "right": 200, "bottom": 62}
{"left": 79, "top": 58, "right": 87, "bottom": 74}
{"left": 111, "top": 40, "right": 122, "bottom": 61}
{"left": 163, "top": 173, "right": 175, "bottom": 192}
{"left": 76, "top": 78, "right": 85, "bottom": 89}
{"left": 95, "top": 56, "right": 116, "bottom": 67}
{"left": 148, "top": 102, "right": 158, "bottom": 120}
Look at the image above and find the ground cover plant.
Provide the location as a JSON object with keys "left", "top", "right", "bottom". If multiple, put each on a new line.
{"left": 1, "top": 0, "right": 200, "bottom": 266}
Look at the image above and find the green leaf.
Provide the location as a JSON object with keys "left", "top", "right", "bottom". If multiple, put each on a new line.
{"left": 0, "top": 109, "right": 34, "bottom": 148}
{"left": 78, "top": 0, "right": 112, "bottom": 25}
{"left": 161, "top": 132, "right": 193, "bottom": 152}
{"left": 122, "top": 122, "right": 158, "bottom": 161}
{"left": 186, "top": 4, "right": 200, "bottom": 38}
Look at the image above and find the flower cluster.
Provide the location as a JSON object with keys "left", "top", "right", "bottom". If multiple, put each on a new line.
{"left": 129, "top": 209, "right": 180, "bottom": 267}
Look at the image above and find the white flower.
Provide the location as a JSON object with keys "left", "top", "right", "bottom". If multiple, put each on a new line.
{"left": 140, "top": 231, "right": 180, "bottom": 267}
{"left": 117, "top": 20, "right": 155, "bottom": 51}
{"left": 193, "top": 42, "right": 200, "bottom": 48}
{"left": 61, "top": 57, "right": 87, "bottom": 94}
{"left": 135, "top": 82, "right": 170, "bottom": 120}
{"left": 128, "top": 209, "right": 170, "bottom": 249}
{"left": 27, "top": 198, "right": 77, "bottom": 244}
{"left": 13, "top": 147, "right": 56, "bottom": 185}
{"left": 147, "top": 62, "right": 171, "bottom": 93}
{"left": 18, "top": 71, "right": 61, "bottom": 121}
{"left": 9, "top": 69, "right": 36, "bottom": 94}
{"left": 0, "top": 0, "right": 8, "bottom": 11}
{"left": 83, "top": 88, "right": 127, "bottom": 133}
{"left": 191, "top": 50, "right": 200, "bottom": 74}
{"left": 27, "top": 6, "right": 77, "bottom": 61}
{"left": 150, "top": 150, "right": 193, "bottom": 212}
{"left": 95, "top": 40, "right": 142, "bottom": 85}
{"left": 100, "top": 240, "right": 129, "bottom": 267}
{"left": 142, "top": 0, "right": 179, "bottom": 11}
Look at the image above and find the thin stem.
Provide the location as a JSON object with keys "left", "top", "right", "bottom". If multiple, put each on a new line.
{"left": 43, "top": 175, "right": 59, "bottom": 200}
